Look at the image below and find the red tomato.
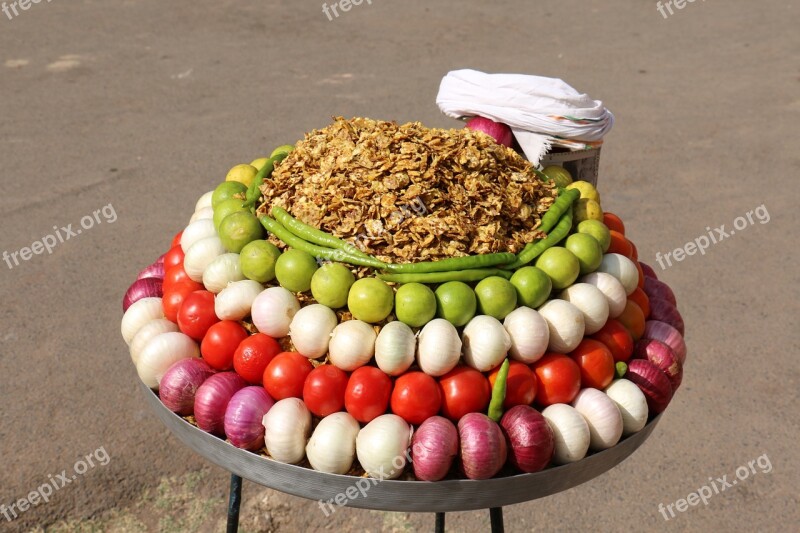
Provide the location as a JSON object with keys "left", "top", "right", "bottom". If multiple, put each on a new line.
{"left": 629, "top": 239, "right": 639, "bottom": 262}
{"left": 162, "top": 281, "right": 204, "bottom": 323}
{"left": 488, "top": 361, "right": 537, "bottom": 408}
{"left": 171, "top": 231, "right": 183, "bottom": 248}
{"left": 591, "top": 319, "right": 634, "bottom": 363}
{"left": 163, "top": 245, "right": 185, "bottom": 270}
{"left": 608, "top": 230, "right": 634, "bottom": 259}
{"left": 603, "top": 212, "right": 625, "bottom": 235}
{"left": 263, "top": 352, "right": 313, "bottom": 400}
{"left": 303, "top": 365, "right": 349, "bottom": 417}
{"left": 200, "top": 320, "right": 249, "bottom": 371}
{"left": 390, "top": 372, "right": 441, "bottom": 424}
{"left": 438, "top": 366, "right": 491, "bottom": 422}
{"left": 233, "top": 333, "right": 282, "bottom": 384}
{"left": 344, "top": 366, "right": 392, "bottom": 423}
{"left": 163, "top": 264, "right": 193, "bottom": 293}
{"left": 531, "top": 353, "right": 581, "bottom": 406}
{"left": 177, "top": 290, "right": 219, "bottom": 340}
{"left": 569, "top": 339, "right": 615, "bottom": 389}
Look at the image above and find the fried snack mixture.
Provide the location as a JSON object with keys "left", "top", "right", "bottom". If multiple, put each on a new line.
{"left": 257, "top": 117, "right": 557, "bottom": 263}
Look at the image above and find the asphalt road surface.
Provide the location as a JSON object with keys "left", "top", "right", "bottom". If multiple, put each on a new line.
{"left": 1, "top": 1, "right": 797, "bottom": 531}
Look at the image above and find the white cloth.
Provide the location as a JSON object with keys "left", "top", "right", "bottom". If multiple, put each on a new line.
{"left": 436, "top": 69, "right": 614, "bottom": 165}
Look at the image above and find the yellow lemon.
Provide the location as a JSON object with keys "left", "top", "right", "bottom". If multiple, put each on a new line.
{"left": 542, "top": 165, "right": 573, "bottom": 188}
{"left": 250, "top": 158, "right": 270, "bottom": 171}
{"left": 573, "top": 198, "right": 604, "bottom": 225}
{"left": 225, "top": 164, "right": 259, "bottom": 188}
{"left": 566, "top": 180, "right": 601, "bottom": 204}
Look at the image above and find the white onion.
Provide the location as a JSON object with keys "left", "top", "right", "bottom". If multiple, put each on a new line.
{"left": 289, "top": 304, "right": 338, "bottom": 358}
{"left": 375, "top": 321, "right": 416, "bottom": 376}
{"left": 605, "top": 379, "right": 649, "bottom": 435}
{"left": 136, "top": 332, "right": 200, "bottom": 389}
{"left": 251, "top": 287, "right": 300, "bottom": 338}
{"left": 541, "top": 403, "right": 591, "bottom": 464}
{"left": 558, "top": 283, "right": 609, "bottom": 335}
{"left": 180, "top": 219, "right": 217, "bottom": 253}
{"left": 417, "top": 319, "right": 462, "bottom": 377}
{"left": 356, "top": 414, "right": 413, "bottom": 479}
{"left": 306, "top": 412, "right": 360, "bottom": 474}
{"left": 190, "top": 206, "right": 214, "bottom": 224}
{"left": 598, "top": 253, "right": 639, "bottom": 295}
{"left": 215, "top": 280, "right": 263, "bottom": 320}
{"left": 121, "top": 297, "right": 165, "bottom": 345}
{"left": 580, "top": 272, "right": 627, "bottom": 318}
{"left": 263, "top": 398, "right": 311, "bottom": 464}
{"left": 194, "top": 190, "right": 214, "bottom": 212}
{"left": 202, "top": 253, "right": 245, "bottom": 293}
{"left": 537, "top": 300, "right": 585, "bottom": 353}
{"left": 503, "top": 306, "right": 549, "bottom": 363}
{"left": 184, "top": 236, "right": 226, "bottom": 282}
{"left": 130, "top": 318, "right": 178, "bottom": 365}
{"left": 462, "top": 315, "right": 511, "bottom": 371}
{"left": 571, "top": 388, "right": 623, "bottom": 450}
{"left": 328, "top": 320, "right": 377, "bottom": 370}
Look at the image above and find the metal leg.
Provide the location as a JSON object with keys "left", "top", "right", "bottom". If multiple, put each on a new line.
{"left": 434, "top": 512, "right": 445, "bottom": 533}
{"left": 489, "top": 507, "right": 504, "bottom": 533}
{"left": 227, "top": 474, "right": 243, "bottom": 533}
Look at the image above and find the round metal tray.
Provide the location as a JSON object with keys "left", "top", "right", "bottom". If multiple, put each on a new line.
{"left": 140, "top": 381, "right": 662, "bottom": 513}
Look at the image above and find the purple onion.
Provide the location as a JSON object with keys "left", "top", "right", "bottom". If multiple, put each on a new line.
{"left": 643, "top": 320, "right": 687, "bottom": 365}
{"left": 458, "top": 413, "right": 507, "bottom": 480}
{"left": 639, "top": 261, "right": 658, "bottom": 280}
{"left": 465, "top": 116, "right": 513, "bottom": 147}
{"left": 634, "top": 339, "right": 682, "bottom": 391}
{"left": 411, "top": 416, "right": 459, "bottom": 481}
{"left": 644, "top": 276, "right": 676, "bottom": 306}
{"left": 625, "top": 359, "right": 674, "bottom": 414}
{"left": 648, "top": 297, "right": 685, "bottom": 336}
{"left": 138, "top": 261, "right": 165, "bottom": 281}
{"left": 224, "top": 387, "right": 275, "bottom": 450}
{"left": 500, "top": 406, "right": 554, "bottom": 473}
{"left": 194, "top": 372, "right": 247, "bottom": 436}
{"left": 123, "top": 278, "right": 163, "bottom": 312}
{"left": 159, "top": 358, "right": 216, "bottom": 415}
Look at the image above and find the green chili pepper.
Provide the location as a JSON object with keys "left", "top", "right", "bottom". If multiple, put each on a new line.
{"left": 384, "top": 252, "right": 516, "bottom": 274}
{"left": 488, "top": 359, "right": 510, "bottom": 422}
{"left": 259, "top": 216, "right": 387, "bottom": 269}
{"left": 503, "top": 205, "right": 574, "bottom": 270}
{"left": 615, "top": 361, "right": 628, "bottom": 379}
{"left": 272, "top": 206, "right": 372, "bottom": 260}
{"left": 378, "top": 268, "right": 512, "bottom": 284}
{"left": 539, "top": 188, "right": 580, "bottom": 234}
{"left": 244, "top": 152, "right": 290, "bottom": 210}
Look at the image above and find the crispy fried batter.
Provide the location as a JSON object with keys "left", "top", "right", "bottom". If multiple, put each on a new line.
{"left": 257, "top": 117, "right": 556, "bottom": 263}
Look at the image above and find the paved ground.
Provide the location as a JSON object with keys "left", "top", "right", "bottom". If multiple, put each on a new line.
{"left": 1, "top": 0, "right": 797, "bottom": 531}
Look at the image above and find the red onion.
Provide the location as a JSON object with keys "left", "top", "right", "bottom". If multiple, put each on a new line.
{"left": 458, "top": 413, "right": 507, "bottom": 480}
{"left": 224, "top": 387, "right": 275, "bottom": 450}
{"left": 648, "top": 297, "right": 684, "bottom": 335}
{"left": 643, "top": 320, "right": 687, "bottom": 365}
{"left": 194, "top": 372, "right": 247, "bottom": 436}
{"left": 465, "top": 116, "right": 513, "bottom": 147}
{"left": 411, "top": 416, "right": 459, "bottom": 481}
{"left": 500, "top": 405, "right": 554, "bottom": 473}
{"left": 625, "top": 359, "right": 673, "bottom": 414}
{"left": 639, "top": 262, "right": 658, "bottom": 280}
{"left": 634, "top": 339, "right": 682, "bottom": 391}
{"left": 138, "top": 261, "right": 165, "bottom": 281}
{"left": 123, "top": 278, "right": 163, "bottom": 312}
{"left": 644, "top": 277, "right": 676, "bottom": 306}
{"left": 159, "top": 358, "right": 215, "bottom": 415}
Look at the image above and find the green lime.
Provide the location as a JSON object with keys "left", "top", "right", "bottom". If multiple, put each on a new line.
{"left": 275, "top": 249, "right": 319, "bottom": 293}
{"left": 211, "top": 181, "right": 248, "bottom": 209}
{"left": 565, "top": 233, "right": 603, "bottom": 274}
{"left": 219, "top": 211, "right": 264, "bottom": 253}
{"left": 347, "top": 278, "right": 394, "bottom": 323}
{"left": 510, "top": 266, "right": 552, "bottom": 309}
{"left": 474, "top": 276, "right": 518, "bottom": 320}
{"left": 434, "top": 281, "right": 477, "bottom": 327}
{"left": 311, "top": 263, "right": 355, "bottom": 309}
{"left": 270, "top": 144, "right": 295, "bottom": 158}
{"left": 394, "top": 283, "right": 437, "bottom": 328}
{"left": 250, "top": 157, "right": 269, "bottom": 171}
{"left": 534, "top": 247, "right": 580, "bottom": 290}
{"left": 576, "top": 219, "right": 611, "bottom": 252}
{"left": 225, "top": 164, "right": 259, "bottom": 188}
{"left": 542, "top": 165, "right": 573, "bottom": 188}
{"left": 213, "top": 198, "right": 248, "bottom": 231}
{"left": 240, "top": 240, "right": 282, "bottom": 283}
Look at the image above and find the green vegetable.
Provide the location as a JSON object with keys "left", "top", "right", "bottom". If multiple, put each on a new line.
{"left": 539, "top": 188, "right": 580, "bottom": 233}
{"left": 504, "top": 205, "right": 574, "bottom": 270}
{"left": 378, "top": 268, "right": 512, "bottom": 284}
{"left": 384, "top": 252, "right": 516, "bottom": 274}
{"left": 259, "top": 216, "right": 387, "bottom": 269}
{"left": 244, "top": 152, "right": 290, "bottom": 209}
{"left": 615, "top": 361, "right": 628, "bottom": 379}
{"left": 488, "top": 359, "right": 510, "bottom": 422}
{"left": 272, "top": 206, "right": 371, "bottom": 259}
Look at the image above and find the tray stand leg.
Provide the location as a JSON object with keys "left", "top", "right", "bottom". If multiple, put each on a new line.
{"left": 227, "top": 474, "right": 243, "bottom": 533}
{"left": 489, "top": 507, "right": 504, "bottom": 533}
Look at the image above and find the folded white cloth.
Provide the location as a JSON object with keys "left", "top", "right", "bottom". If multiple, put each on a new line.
{"left": 436, "top": 69, "right": 614, "bottom": 165}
